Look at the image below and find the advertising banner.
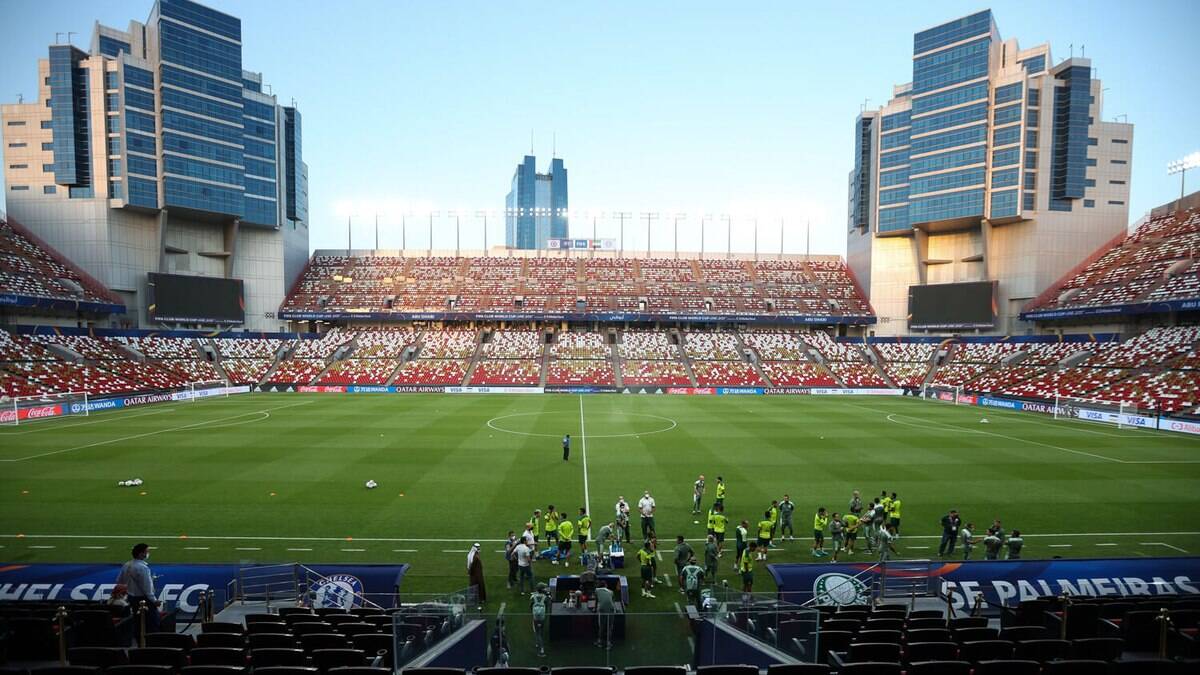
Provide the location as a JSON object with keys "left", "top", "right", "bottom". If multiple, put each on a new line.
{"left": 0, "top": 404, "right": 64, "bottom": 424}
{"left": 809, "top": 388, "right": 903, "bottom": 396}
{"left": 297, "top": 386, "right": 348, "bottom": 393}
{"left": 770, "top": 558, "right": 1200, "bottom": 611}
{"left": 621, "top": 387, "right": 669, "bottom": 395}
{"left": 717, "top": 387, "right": 764, "bottom": 395}
{"left": 543, "top": 386, "right": 619, "bottom": 394}
{"left": 0, "top": 563, "right": 409, "bottom": 612}
{"left": 666, "top": 387, "right": 716, "bottom": 395}
{"left": 763, "top": 388, "right": 813, "bottom": 395}
{"left": 444, "top": 386, "right": 544, "bottom": 394}
{"left": 1162, "top": 418, "right": 1200, "bottom": 436}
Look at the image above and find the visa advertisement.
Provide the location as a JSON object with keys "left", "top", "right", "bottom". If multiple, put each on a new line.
{"left": 770, "top": 557, "right": 1200, "bottom": 611}
{"left": 0, "top": 563, "right": 408, "bottom": 613}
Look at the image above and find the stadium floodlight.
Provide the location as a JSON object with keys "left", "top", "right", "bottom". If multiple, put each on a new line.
{"left": 672, "top": 212, "right": 687, "bottom": 260}
{"left": 1168, "top": 151, "right": 1200, "bottom": 200}
{"left": 474, "top": 210, "right": 491, "bottom": 255}
{"left": 642, "top": 212, "right": 658, "bottom": 258}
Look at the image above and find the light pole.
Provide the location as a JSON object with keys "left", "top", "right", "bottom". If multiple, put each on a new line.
{"left": 475, "top": 210, "right": 490, "bottom": 256}
{"left": 613, "top": 212, "right": 631, "bottom": 258}
{"left": 401, "top": 212, "right": 411, "bottom": 253}
{"left": 672, "top": 212, "right": 686, "bottom": 260}
{"left": 779, "top": 218, "right": 785, "bottom": 260}
{"left": 1168, "top": 152, "right": 1200, "bottom": 201}
{"left": 721, "top": 214, "right": 732, "bottom": 259}
{"left": 752, "top": 217, "right": 759, "bottom": 261}
{"left": 428, "top": 211, "right": 438, "bottom": 257}
{"left": 448, "top": 210, "right": 461, "bottom": 257}
{"left": 701, "top": 214, "right": 712, "bottom": 259}
{"left": 642, "top": 212, "right": 658, "bottom": 258}
{"left": 346, "top": 214, "right": 353, "bottom": 255}
{"left": 374, "top": 213, "right": 379, "bottom": 251}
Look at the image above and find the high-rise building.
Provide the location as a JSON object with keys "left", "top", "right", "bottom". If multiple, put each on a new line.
{"left": 505, "top": 155, "right": 567, "bottom": 249}
{"left": 847, "top": 9, "right": 1133, "bottom": 335}
{"left": 1, "top": 0, "right": 307, "bottom": 330}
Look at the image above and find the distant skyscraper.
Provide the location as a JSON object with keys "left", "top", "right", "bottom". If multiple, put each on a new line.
{"left": 846, "top": 9, "right": 1132, "bottom": 335}
{"left": 505, "top": 155, "right": 567, "bottom": 249}
{"left": 0, "top": 0, "right": 307, "bottom": 329}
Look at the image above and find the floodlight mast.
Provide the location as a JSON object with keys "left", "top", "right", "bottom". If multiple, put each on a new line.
{"left": 1168, "top": 152, "right": 1200, "bottom": 200}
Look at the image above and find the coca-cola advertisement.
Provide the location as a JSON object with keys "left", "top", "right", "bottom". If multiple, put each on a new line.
{"left": 0, "top": 404, "right": 63, "bottom": 424}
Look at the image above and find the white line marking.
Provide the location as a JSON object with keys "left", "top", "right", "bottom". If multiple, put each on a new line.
{"left": 442, "top": 549, "right": 468, "bottom": 553}
{"left": 28, "top": 545, "right": 55, "bottom": 549}
{"left": 674, "top": 602, "right": 683, "bottom": 616}
{"left": 579, "top": 395, "right": 591, "bottom": 518}
{"left": 906, "top": 546, "right": 930, "bottom": 549}
{"left": 341, "top": 548, "right": 365, "bottom": 552}
{"left": 236, "top": 547, "right": 262, "bottom": 551}
{"left": 0, "top": 407, "right": 175, "bottom": 436}
{"left": 79, "top": 545, "right": 107, "bottom": 550}
{"left": 1048, "top": 544, "right": 1073, "bottom": 548}
{"left": 287, "top": 548, "right": 313, "bottom": 552}
{"left": 1095, "top": 543, "right": 1117, "bottom": 547}
{"left": 184, "top": 547, "right": 210, "bottom": 550}
{"left": 881, "top": 411, "right": 1125, "bottom": 463}
{"left": 487, "top": 410, "right": 677, "bottom": 440}
{"left": 393, "top": 549, "right": 418, "bottom": 553}
{"left": 4, "top": 530, "right": 1197, "bottom": 544}
{"left": 1144, "top": 542, "right": 1189, "bottom": 553}
{"left": 655, "top": 550, "right": 663, "bottom": 561}
{"left": 0, "top": 400, "right": 317, "bottom": 462}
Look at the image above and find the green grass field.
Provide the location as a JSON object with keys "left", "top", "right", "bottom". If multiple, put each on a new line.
{"left": 2, "top": 392, "right": 1198, "bottom": 611}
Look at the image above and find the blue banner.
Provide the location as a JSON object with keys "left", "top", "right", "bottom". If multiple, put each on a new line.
{"left": 543, "top": 386, "right": 619, "bottom": 394}
{"left": 279, "top": 309, "right": 876, "bottom": 326}
{"left": 0, "top": 563, "right": 408, "bottom": 613}
{"left": 717, "top": 387, "right": 764, "bottom": 395}
{"left": 0, "top": 293, "right": 125, "bottom": 315}
{"left": 769, "top": 557, "right": 1200, "bottom": 611}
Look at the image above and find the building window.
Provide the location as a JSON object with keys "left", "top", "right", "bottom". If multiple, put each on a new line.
{"left": 1023, "top": 192, "right": 1036, "bottom": 210}
{"left": 8, "top": 163, "right": 28, "bottom": 169}
{"left": 1112, "top": 159, "right": 1127, "bottom": 165}
{"left": 41, "top": 142, "right": 53, "bottom": 151}
{"left": 10, "top": 185, "right": 29, "bottom": 191}
{"left": 1027, "top": 89, "right": 1040, "bottom": 106}
{"left": 8, "top": 142, "right": 27, "bottom": 148}
{"left": 6, "top": 120, "right": 26, "bottom": 126}
{"left": 106, "top": 93, "right": 120, "bottom": 111}
{"left": 1112, "top": 138, "right": 1129, "bottom": 144}
{"left": 1108, "top": 200, "right": 1125, "bottom": 205}
{"left": 1084, "top": 199, "right": 1095, "bottom": 207}
{"left": 40, "top": 120, "right": 52, "bottom": 129}
{"left": 43, "top": 185, "right": 56, "bottom": 194}
{"left": 1025, "top": 130, "right": 1038, "bottom": 147}
{"left": 1110, "top": 180, "right": 1126, "bottom": 185}
{"left": 105, "top": 71, "right": 119, "bottom": 89}
{"left": 1085, "top": 179, "right": 1096, "bottom": 187}
{"left": 1087, "top": 137, "right": 1099, "bottom": 146}
{"left": 42, "top": 163, "right": 53, "bottom": 172}
{"left": 1086, "top": 158, "right": 1097, "bottom": 167}
{"left": 109, "top": 180, "right": 123, "bottom": 199}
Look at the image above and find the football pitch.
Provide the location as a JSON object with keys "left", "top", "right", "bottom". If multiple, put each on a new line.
{"left": 2, "top": 392, "right": 1199, "bottom": 610}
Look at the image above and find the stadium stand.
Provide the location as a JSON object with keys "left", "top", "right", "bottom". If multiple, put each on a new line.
{"left": 0, "top": 214, "right": 122, "bottom": 310}
{"left": 547, "top": 359, "right": 616, "bottom": 385}
{"left": 392, "top": 359, "right": 467, "bottom": 385}
{"left": 620, "top": 359, "right": 691, "bottom": 386}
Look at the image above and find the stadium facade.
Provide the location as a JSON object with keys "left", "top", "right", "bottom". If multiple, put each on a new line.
{"left": 505, "top": 154, "right": 568, "bottom": 249}
{"left": 0, "top": 0, "right": 308, "bottom": 330}
{"left": 847, "top": 9, "right": 1133, "bottom": 336}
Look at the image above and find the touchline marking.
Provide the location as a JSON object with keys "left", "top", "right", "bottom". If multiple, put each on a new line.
{"left": 1095, "top": 543, "right": 1117, "bottom": 546}
{"left": 0, "top": 406, "right": 175, "bottom": 436}
{"left": 1047, "top": 544, "right": 1073, "bottom": 548}
{"left": 5, "top": 531, "right": 1198, "bottom": 544}
{"left": 79, "top": 545, "right": 107, "bottom": 550}
{"left": 0, "top": 400, "right": 317, "bottom": 462}
{"left": 881, "top": 411, "right": 1126, "bottom": 463}
{"left": 28, "top": 545, "right": 55, "bottom": 549}
{"left": 236, "top": 547, "right": 262, "bottom": 551}
{"left": 341, "top": 548, "right": 365, "bottom": 552}
{"left": 287, "top": 548, "right": 313, "bottom": 552}
{"left": 579, "top": 395, "right": 591, "bottom": 519}
{"left": 393, "top": 549, "right": 418, "bottom": 553}
{"left": 184, "top": 547, "right": 210, "bottom": 550}
{"left": 1145, "top": 542, "right": 1189, "bottom": 553}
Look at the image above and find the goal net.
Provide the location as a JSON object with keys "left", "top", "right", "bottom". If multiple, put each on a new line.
{"left": 185, "top": 380, "right": 231, "bottom": 402}
{"left": 1, "top": 391, "right": 89, "bottom": 425}
{"left": 921, "top": 384, "right": 965, "bottom": 404}
{"left": 1054, "top": 395, "right": 1134, "bottom": 428}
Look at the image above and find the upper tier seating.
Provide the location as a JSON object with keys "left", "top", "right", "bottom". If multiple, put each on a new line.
{"left": 215, "top": 338, "right": 291, "bottom": 359}
{"left": 280, "top": 253, "right": 874, "bottom": 320}
{"left": 1028, "top": 206, "right": 1200, "bottom": 313}
{"left": 1083, "top": 326, "right": 1200, "bottom": 368}
{"left": 291, "top": 330, "right": 351, "bottom": 359}
{"left": 803, "top": 331, "right": 867, "bottom": 362}
{"left": 348, "top": 330, "right": 418, "bottom": 358}
{"left": 0, "top": 217, "right": 117, "bottom": 305}
{"left": 118, "top": 336, "right": 198, "bottom": 359}
{"left": 949, "top": 342, "right": 1026, "bottom": 365}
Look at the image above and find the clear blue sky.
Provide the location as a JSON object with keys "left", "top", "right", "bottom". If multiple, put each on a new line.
{"left": 1, "top": 0, "right": 1197, "bottom": 256}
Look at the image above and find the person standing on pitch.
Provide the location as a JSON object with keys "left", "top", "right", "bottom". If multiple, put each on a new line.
{"left": 768, "top": 500, "right": 781, "bottom": 546}
{"left": 1006, "top": 530, "right": 1024, "bottom": 559}
{"left": 812, "top": 507, "right": 829, "bottom": 558}
{"left": 515, "top": 537, "right": 535, "bottom": 593}
{"left": 615, "top": 496, "right": 631, "bottom": 543}
{"left": 681, "top": 556, "right": 705, "bottom": 608}
{"left": 637, "top": 540, "right": 657, "bottom": 598}
{"left": 888, "top": 492, "right": 902, "bottom": 533}
{"left": 562, "top": 433, "right": 570, "bottom": 461}
{"left": 530, "top": 509, "right": 542, "bottom": 545}
{"left": 556, "top": 517, "right": 574, "bottom": 568}
{"left": 673, "top": 535, "right": 694, "bottom": 590}
{"left": 714, "top": 476, "right": 726, "bottom": 508}
{"left": 756, "top": 511, "right": 774, "bottom": 561}
{"left": 597, "top": 521, "right": 614, "bottom": 555}
{"left": 577, "top": 508, "right": 592, "bottom": 557}
{"left": 830, "top": 512, "right": 845, "bottom": 562}
{"left": 961, "top": 522, "right": 976, "bottom": 561}
{"left": 735, "top": 520, "right": 749, "bottom": 571}
{"left": 848, "top": 489, "right": 863, "bottom": 518}
{"left": 740, "top": 542, "right": 757, "bottom": 592}
{"left": 505, "top": 531, "right": 518, "bottom": 589}
{"left": 467, "top": 543, "right": 487, "bottom": 604}
{"left": 779, "top": 494, "right": 796, "bottom": 541}
{"left": 843, "top": 511, "right": 860, "bottom": 555}
{"left": 545, "top": 507, "right": 560, "bottom": 555}
{"left": 638, "top": 490, "right": 657, "bottom": 540}
{"left": 704, "top": 534, "right": 719, "bottom": 582}
{"left": 692, "top": 474, "right": 706, "bottom": 514}
{"left": 939, "top": 509, "right": 961, "bottom": 557}
{"left": 117, "top": 543, "right": 160, "bottom": 634}
{"left": 710, "top": 504, "right": 728, "bottom": 557}
{"left": 878, "top": 523, "right": 899, "bottom": 562}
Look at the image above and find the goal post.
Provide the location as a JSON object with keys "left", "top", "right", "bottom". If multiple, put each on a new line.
{"left": 1, "top": 390, "right": 89, "bottom": 425}
{"left": 1054, "top": 394, "right": 1132, "bottom": 429}
{"left": 187, "top": 380, "right": 231, "bottom": 402}
{"left": 922, "top": 384, "right": 964, "bottom": 404}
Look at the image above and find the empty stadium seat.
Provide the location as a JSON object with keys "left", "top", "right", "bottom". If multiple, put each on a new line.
{"left": 188, "top": 648, "right": 247, "bottom": 667}
{"left": 69, "top": 647, "right": 129, "bottom": 669}
{"left": 905, "top": 662, "right": 970, "bottom": 675}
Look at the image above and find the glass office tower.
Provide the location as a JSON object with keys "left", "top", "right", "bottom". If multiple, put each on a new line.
{"left": 505, "top": 155, "right": 568, "bottom": 249}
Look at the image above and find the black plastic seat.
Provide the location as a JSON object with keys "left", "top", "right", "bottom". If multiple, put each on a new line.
{"left": 188, "top": 648, "right": 247, "bottom": 667}
{"left": 1069, "top": 636, "right": 1124, "bottom": 661}
{"left": 906, "top": 618, "right": 947, "bottom": 631}
{"left": 953, "top": 626, "right": 999, "bottom": 643}
{"left": 30, "top": 668, "right": 100, "bottom": 675}
{"left": 1041, "top": 661, "right": 1109, "bottom": 675}
{"left": 765, "top": 666, "right": 830, "bottom": 675}
{"left": 959, "top": 640, "right": 1014, "bottom": 663}
{"left": 999, "top": 625, "right": 1048, "bottom": 642}
{"left": 71, "top": 610, "right": 121, "bottom": 647}
{"left": 905, "top": 628, "right": 951, "bottom": 643}
{"left": 328, "top": 669, "right": 389, "bottom": 675}
{"left": 906, "top": 662, "right": 969, "bottom": 675}
{"left": 11, "top": 618, "right": 60, "bottom": 661}
{"left": 972, "top": 661, "right": 1040, "bottom": 675}
{"left": 249, "top": 634, "right": 297, "bottom": 650}
{"left": 839, "top": 664, "right": 902, "bottom": 675}
{"left": 106, "top": 666, "right": 176, "bottom": 675}
{"left": 865, "top": 618, "right": 904, "bottom": 632}
{"left": 253, "top": 668, "right": 318, "bottom": 675}
{"left": 201, "top": 622, "right": 245, "bottom": 635}
{"left": 622, "top": 668, "right": 687, "bottom": 675}
{"left": 311, "top": 649, "right": 365, "bottom": 673}
{"left": 1106, "top": 659, "right": 1182, "bottom": 674}
{"left": 251, "top": 648, "right": 309, "bottom": 668}
{"left": 128, "top": 647, "right": 187, "bottom": 670}
{"left": 349, "top": 634, "right": 391, "bottom": 664}
{"left": 278, "top": 608, "right": 316, "bottom": 618}
{"left": 1014, "top": 638, "right": 1071, "bottom": 663}
{"left": 291, "top": 623, "right": 335, "bottom": 636}
{"left": 855, "top": 629, "right": 901, "bottom": 645}
{"left": 847, "top": 642, "right": 901, "bottom": 663}
{"left": 146, "top": 633, "right": 196, "bottom": 652}
{"left": 246, "top": 614, "right": 286, "bottom": 624}
{"left": 696, "top": 667, "right": 757, "bottom": 675}
{"left": 300, "top": 633, "right": 350, "bottom": 653}
{"left": 907, "top": 610, "right": 944, "bottom": 620}
{"left": 69, "top": 647, "right": 129, "bottom": 669}
{"left": 904, "top": 641, "right": 957, "bottom": 662}
{"left": 248, "top": 622, "right": 290, "bottom": 635}
{"left": 196, "top": 633, "right": 245, "bottom": 649}
{"left": 949, "top": 617, "right": 987, "bottom": 630}
{"left": 180, "top": 667, "right": 245, "bottom": 675}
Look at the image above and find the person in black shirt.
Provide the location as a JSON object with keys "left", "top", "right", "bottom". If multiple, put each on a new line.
{"left": 939, "top": 509, "right": 961, "bottom": 557}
